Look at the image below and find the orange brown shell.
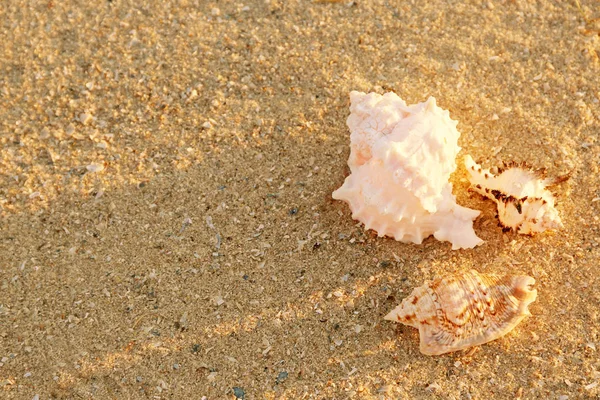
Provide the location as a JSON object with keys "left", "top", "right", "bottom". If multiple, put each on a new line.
{"left": 384, "top": 270, "right": 537, "bottom": 355}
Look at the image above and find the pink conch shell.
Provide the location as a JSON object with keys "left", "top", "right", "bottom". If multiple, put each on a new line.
{"left": 333, "top": 91, "right": 482, "bottom": 249}
{"left": 385, "top": 270, "right": 537, "bottom": 355}
{"left": 464, "top": 155, "right": 568, "bottom": 235}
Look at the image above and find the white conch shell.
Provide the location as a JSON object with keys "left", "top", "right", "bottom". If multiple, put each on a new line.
{"left": 464, "top": 155, "right": 568, "bottom": 235}
{"left": 385, "top": 270, "right": 537, "bottom": 355}
{"left": 333, "top": 91, "right": 482, "bottom": 250}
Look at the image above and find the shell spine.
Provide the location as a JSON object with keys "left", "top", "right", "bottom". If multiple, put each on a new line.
{"left": 464, "top": 155, "right": 566, "bottom": 234}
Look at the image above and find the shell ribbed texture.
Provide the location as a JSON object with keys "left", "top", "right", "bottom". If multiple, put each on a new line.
{"left": 385, "top": 270, "right": 537, "bottom": 355}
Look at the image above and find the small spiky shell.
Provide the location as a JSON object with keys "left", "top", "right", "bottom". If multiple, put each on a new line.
{"left": 332, "top": 91, "right": 482, "bottom": 249}
{"left": 464, "top": 155, "right": 566, "bottom": 235}
{"left": 385, "top": 270, "right": 537, "bottom": 355}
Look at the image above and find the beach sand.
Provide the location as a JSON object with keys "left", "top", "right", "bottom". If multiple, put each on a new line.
{"left": 1, "top": 0, "right": 599, "bottom": 398}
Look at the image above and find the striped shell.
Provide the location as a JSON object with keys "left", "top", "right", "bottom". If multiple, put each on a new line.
{"left": 384, "top": 270, "right": 537, "bottom": 355}
{"left": 464, "top": 155, "right": 568, "bottom": 235}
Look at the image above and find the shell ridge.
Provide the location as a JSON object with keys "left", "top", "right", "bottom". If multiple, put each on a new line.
{"left": 479, "top": 275, "right": 533, "bottom": 337}
{"left": 387, "top": 271, "right": 537, "bottom": 355}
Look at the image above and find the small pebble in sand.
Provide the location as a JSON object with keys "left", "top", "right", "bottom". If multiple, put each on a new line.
{"left": 39, "top": 127, "right": 50, "bottom": 139}
{"left": 213, "top": 295, "right": 225, "bottom": 306}
{"left": 233, "top": 387, "right": 245, "bottom": 399}
{"left": 79, "top": 113, "right": 93, "bottom": 125}
{"left": 378, "top": 385, "right": 392, "bottom": 394}
{"left": 86, "top": 163, "right": 105, "bottom": 173}
{"left": 65, "top": 124, "right": 75, "bottom": 136}
{"left": 276, "top": 371, "right": 288, "bottom": 384}
{"left": 426, "top": 382, "right": 442, "bottom": 392}
{"left": 585, "top": 382, "right": 598, "bottom": 390}
{"left": 206, "top": 215, "right": 215, "bottom": 229}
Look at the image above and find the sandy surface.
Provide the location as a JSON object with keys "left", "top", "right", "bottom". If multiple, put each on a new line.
{"left": 1, "top": 0, "right": 600, "bottom": 398}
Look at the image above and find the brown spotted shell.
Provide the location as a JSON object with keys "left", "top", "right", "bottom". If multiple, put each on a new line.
{"left": 384, "top": 270, "right": 537, "bottom": 355}
{"left": 464, "top": 155, "right": 568, "bottom": 235}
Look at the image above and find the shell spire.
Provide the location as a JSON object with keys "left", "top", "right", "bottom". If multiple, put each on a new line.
{"left": 385, "top": 270, "right": 537, "bottom": 355}
{"left": 464, "top": 155, "right": 567, "bottom": 234}
{"left": 332, "top": 91, "right": 482, "bottom": 249}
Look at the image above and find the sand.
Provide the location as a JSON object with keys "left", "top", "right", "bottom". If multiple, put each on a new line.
{"left": 1, "top": 0, "right": 599, "bottom": 398}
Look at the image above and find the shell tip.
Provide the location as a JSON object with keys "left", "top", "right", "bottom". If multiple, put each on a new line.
{"left": 425, "top": 96, "right": 437, "bottom": 112}
{"left": 384, "top": 306, "right": 401, "bottom": 322}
